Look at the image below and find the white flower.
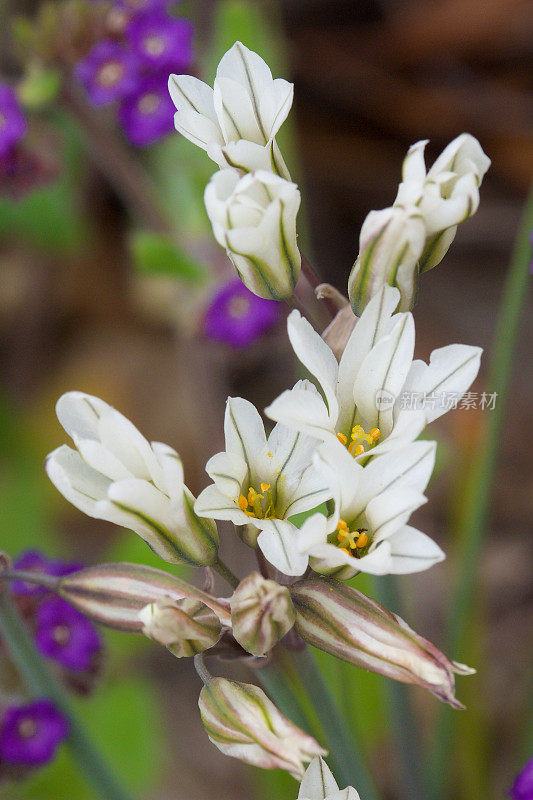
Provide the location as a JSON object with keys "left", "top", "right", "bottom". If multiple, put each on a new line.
{"left": 169, "top": 41, "right": 292, "bottom": 177}
{"left": 395, "top": 134, "right": 491, "bottom": 271}
{"left": 298, "top": 757, "right": 361, "bottom": 800}
{"left": 194, "top": 384, "right": 332, "bottom": 576}
{"left": 204, "top": 168, "right": 301, "bottom": 300}
{"left": 266, "top": 286, "right": 482, "bottom": 459}
{"left": 46, "top": 392, "right": 218, "bottom": 566}
{"left": 296, "top": 440, "right": 444, "bottom": 579}
{"left": 348, "top": 204, "right": 426, "bottom": 314}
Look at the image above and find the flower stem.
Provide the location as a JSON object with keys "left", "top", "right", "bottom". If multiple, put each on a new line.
{"left": 193, "top": 653, "right": 213, "bottom": 686}
{"left": 428, "top": 184, "right": 533, "bottom": 799}
{"left": 373, "top": 576, "right": 427, "bottom": 800}
{"left": 0, "top": 591, "right": 136, "bottom": 800}
{"left": 213, "top": 557, "right": 240, "bottom": 589}
{"left": 0, "top": 569, "right": 59, "bottom": 591}
{"left": 290, "top": 646, "right": 379, "bottom": 800}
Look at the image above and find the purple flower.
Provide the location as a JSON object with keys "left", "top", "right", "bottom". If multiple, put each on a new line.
{"left": 117, "top": 0, "right": 171, "bottom": 11}
{"left": 35, "top": 596, "right": 101, "bottom": 672}
{"left": 126, "top": 11, "right": 193, "bottom": 71}
{"left": 204, "top": 280, "right": 280, "bottom": 348}
{"left": 75, "top": 40, "right": 142, "bottom": 106}
{"left": 119, "top": 74, "right": 175, "bottom": 145}
{"left": 0, "top": 85, "right": 27, "bottom": 160}
{"left": 11, "top": 551, "right": 81, "bottom": 597}
{"left": 0, "top": 700, "right": 69, "bottom": 766}
{"left": 511, "top": 759, "right": 533, "bottom": 800}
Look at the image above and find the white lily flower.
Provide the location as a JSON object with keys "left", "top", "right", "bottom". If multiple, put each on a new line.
{"left": 194, "top": 383, "right": 332, "bottom": 576}
{"left": 169, "top": 41, "right": 292, "bottom": 177}
{"left": 297, "top": 440, "right": 444, "bottom": 579}
{"left": 395, "top": 134, "right": 491, "bottom": 271}
{"left": 266, "top": 286, "right": 482, "bottom": 460}
{"left": 46, "top": 392, "right": 218, "bottom": 566}
{"left": 298, "top": 757, "right": 361, "bottom": 800}
{"left": 204, "top": 168, "right": 301, "bottom": 300}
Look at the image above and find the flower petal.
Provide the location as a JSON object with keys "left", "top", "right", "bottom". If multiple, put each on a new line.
{"left": 387, "top": 526, "right": 445, "bottom": 573}
{"left": 287, "top": 311, "right": 339, "bottom": 423}
{"left": 224, "top": 397, "right": 267, "bottom": 483}
{"left": 298, "top": 756, "right": 339, "bottom": 799}
{"left": 257, "top": 520, "right": 309, "bottom": 576}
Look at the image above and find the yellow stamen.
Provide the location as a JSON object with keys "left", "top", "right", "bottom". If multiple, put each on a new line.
{"left": 337, "top": 432, "right": 348, "bottom": 445}
{"left": 337, "top": 518, "right": 349, "bottom": 531}
{"left": 369, "top": 427, "right": 381, "bottom": 441}
{"left": 351, "top": 425, "right": 365, "bottom": 440}
{"left": 238, "top": 495, "right": 249, "bottom": 511}
{"left": 337, "top": 530, "right": 349, "bottom": 542}
{"left": 356, "top": 532, "right": 368, "bottom": 548}
{"left": 260, "top": 482, "right": 271, "bottom": 493}
{"left": 353, "top": 444, "right": 365, "bottom": 456}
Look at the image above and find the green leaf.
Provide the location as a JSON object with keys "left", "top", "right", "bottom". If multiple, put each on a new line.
{"left": 130, "top": 230, "right": 206, "bottom": 282}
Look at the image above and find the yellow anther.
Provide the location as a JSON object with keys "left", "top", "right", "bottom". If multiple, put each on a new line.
{"left": 238, "top": 495, "right": 249, "bottom": 511}
{"left": 267, "top": 452, "right": 273, "bottom": 458}
{"left": 337, "top": 518, "right": 349, "bottom": 531}
{"left": 337, "top": 530, "right": 349, "bottom": 542}
{"left": 369, "top": 427, "right": 381, "bottom": 441}
{"left": 337, "top": 432, "right": 348, "bottom": 445}
{"left": 351, "top": 425, "right": 365, "bottom": 440}
{"left": 260, "top": 482, "right": 271, "bottom": 493}
{"left": 356, "top": 532, "right": 368, "bottom": 548}
{"left": 353, "top": 444, "right": 365, "bottom": 457}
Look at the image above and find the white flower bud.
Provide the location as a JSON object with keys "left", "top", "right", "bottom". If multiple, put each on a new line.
{"left": 204, "top": 168, "right": 301, "bottom": 300}
{"left": 169, "top": 41, "right": 292, "bottom": 177}
{"left": 46, "top": 393, "right": 218, "bottom": 566}
{"left": 230, "top": 572, "right": 296, "bottom": 656}
{"left": 138, "top": 596, "right": 222, "bottom": 658}
{"left": 348, "top": 205, "right": 426, "bottom": 315}
{"left": 291, "top": 578, "right": 474, "bottom": 708}
{"left": 199, "top": 677, "right": 326, "bottom": 778}
{"left": 58, "top": 562, "right": 231, "bottom": 631}
{"left": 396, "top": 134, "right": 491, "bottom": 271}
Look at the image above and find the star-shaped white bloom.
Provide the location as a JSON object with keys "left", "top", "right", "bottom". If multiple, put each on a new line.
{"left": 298, "top": 757, "right": 361, "bottom": 800}
{"left": 296, "top": 439, "right": 444, "bottom": 579}
{"left": 194, "top": 383, "right": 332, "bottom": 576}
{"left": 266, "top": 286, "right": 482, "bottom": 461}
{"left": 169, "top": 41, "right": 292, "bottom": 177}
{"left": 46, "top": 392, "right": 218, "bottom": 566}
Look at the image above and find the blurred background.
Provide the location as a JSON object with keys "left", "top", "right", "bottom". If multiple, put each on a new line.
{"left": 0, "top": 0, "right": 531, "bottom": 799}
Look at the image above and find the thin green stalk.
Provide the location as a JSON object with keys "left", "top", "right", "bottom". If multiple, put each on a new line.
{"left": 0, "top": 591, "right": 135, "bottom": 800}
{"left": 292, "top": 647, "right": 379, "bottom": 800}
{"left": 213, "top": 557, "right": 240, "bottom": 589}
{"left": 373, "top": 576, "right": 426, "bottom": 800}
{"left": 428, "top": 185, "right": 533, "bottom": 798}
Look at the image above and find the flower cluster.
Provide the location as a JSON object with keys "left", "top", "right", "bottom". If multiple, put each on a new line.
{"left": 75, "top": 1, "right": 193, "bottom": 145}
{"left": 6, "top": 41, "right": 489, "bottom": 785}
{"left": 170, "top": 43, "right": 489, "bottom": 309}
